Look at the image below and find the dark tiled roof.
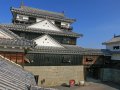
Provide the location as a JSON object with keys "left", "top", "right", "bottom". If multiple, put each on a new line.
{"left": 11, "top": 6, "right": 76, "bottom": 23}
{"left": 0, "top": 47, "right": 24, "bottom": 52}
{"left": 83, "top": 48, "right": 111, "bottom": 56}
{"left": 0, "top": 25, "right": 36, "bottom": 47}
{"left": 20, "top": 6, "right": 64, "bottom": 17}
{"left": 103, "top": 36, "right": 120, "bottom": 44}
{"left": 0, "top": 38, "right": 35, "bottom": 47}
{"left": 29, "top": 45, "right": 110, "bottom": 55}
{"left": 1, "top": 24, "right": 81, "bottom": 37}
{"left": 0, "top": 25, "right": 20, "bottom": 39}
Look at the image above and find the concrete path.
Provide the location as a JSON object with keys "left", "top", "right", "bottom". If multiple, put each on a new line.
{"left": 52, "top": 78, "right": 120, "bottom": 90}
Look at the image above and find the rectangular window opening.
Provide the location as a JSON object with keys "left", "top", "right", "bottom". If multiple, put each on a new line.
{"left": 113, "top": 46, "right": 119, "bottom": 50}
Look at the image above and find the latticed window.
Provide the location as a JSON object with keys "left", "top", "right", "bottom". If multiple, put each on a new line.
{"left": 55, "top": 21, "right": 61, "bottom": 28}
{"left": 63, "top": 38, "right": 70, "bottom": 44}
{"left": 70, "top": 40, "right": 75, "bottom": 45}
{"left": 113, "top": 46, "right": 119, "bottom": 50}
{"left": 62, "top": 55, "right": 71, "bottom": 63}
{"left": 29, "top": 17, "right": 36, "bottom": 23}
{"left": 19, "top": 15, "right": 23, "bottom": 20}
{"left": 20, "top": 33, "right": 25, "bottom": 38}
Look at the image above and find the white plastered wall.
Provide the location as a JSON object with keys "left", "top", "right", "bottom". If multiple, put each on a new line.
{"left": 16, "top": 14, "right": 28, "bottom": 21}
{"left": 106, "top": 42, "right": 120, "bottom": 51}
{"left": 36, "top": 18, "right": 43, "bottom": 22}
{"left": 61, "top": 22, "right": 70, "bottom": 28}
{"left": 106, "top": 42, "right": 120, "bottom": 60}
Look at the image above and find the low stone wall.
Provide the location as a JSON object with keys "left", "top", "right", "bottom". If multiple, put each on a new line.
{"left": 100, "top": 68, "right": 120, "bottom": 84}
{"left": 24, "top": 66, "right": 84, "bottom": 86}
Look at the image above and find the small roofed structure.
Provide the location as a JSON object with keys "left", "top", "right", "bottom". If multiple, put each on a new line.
{"left": 102, "top": 35, "right": 120, "bottom": 69}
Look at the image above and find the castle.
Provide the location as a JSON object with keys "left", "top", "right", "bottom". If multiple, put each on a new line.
{"left": 0, "top": 5, "right": 116, "bottom": 86}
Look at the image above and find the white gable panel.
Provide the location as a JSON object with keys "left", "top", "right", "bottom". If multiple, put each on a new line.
{"left": 0, "top": 29, "right": 13, "bottom": 39}
{"left": 34, "top": 35, "right": 63, "bottom": 47}
{"left": 27, "top": 20, "right": 61, "bottom": 32}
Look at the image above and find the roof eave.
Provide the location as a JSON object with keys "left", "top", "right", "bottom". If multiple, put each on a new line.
{"left": 11, "top": 8, "right": 75, "bottom": 23}
{"left": 2, "top": 25, "right": 81, "bottom": 38}
{"left": 102, "top": 41, "right": 120, "bottom": 45}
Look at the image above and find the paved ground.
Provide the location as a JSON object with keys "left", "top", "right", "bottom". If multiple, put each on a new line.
{"left": 52, "top": 78, "right": 120, "bottom": 90}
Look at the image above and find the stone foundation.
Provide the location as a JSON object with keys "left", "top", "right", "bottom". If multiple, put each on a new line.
{"left": 24, "top": 66, "right": 84, "bottom": 86}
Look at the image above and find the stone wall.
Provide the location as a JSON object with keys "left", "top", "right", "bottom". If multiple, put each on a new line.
{"left": 100, "top": 68, "right": 120, "bottom": 84}
{"left": 24, "top": 66, "right": 84, "bottom": 86}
